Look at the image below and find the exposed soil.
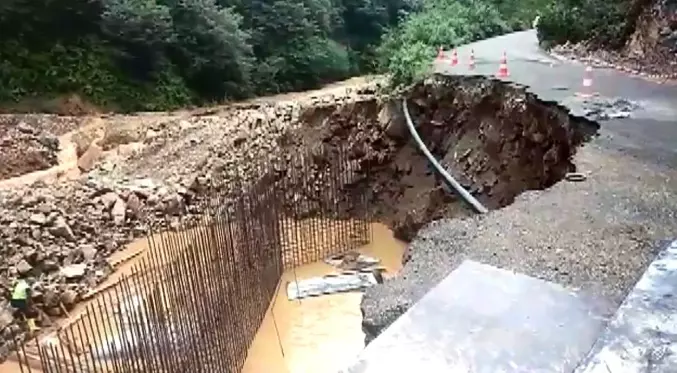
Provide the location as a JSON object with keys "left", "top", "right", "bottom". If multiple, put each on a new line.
{"left": 0, "top": 117, "right": 58, "bottom": 180}
{"left": 285, "top": 75, "right": 598, "bottom": 241}
{"left": 0, "top": 94, "right": 102, "bottom": 116}
{"left": 0, "top": 74, "right": 599, "bottom": 367}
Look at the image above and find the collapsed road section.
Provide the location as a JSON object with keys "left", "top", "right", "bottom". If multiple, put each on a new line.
{"left": 2, "top": 73, "right": 602, "bottom": 372}
{"left": 287, "top": 75, "right": 598, "bottom": 241}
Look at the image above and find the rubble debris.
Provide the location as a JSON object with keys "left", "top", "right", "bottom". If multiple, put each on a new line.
{"left": 581, "top": 97, "right": 640, "bottom": 121}
{"left": 325, "top": 252, "right": 381, "bottom": 271}
{"left": 77, "top": 142, "right": 103, "bottom": 171}
{"left": 0, "top": 116, "right": 60, "bottom": 179}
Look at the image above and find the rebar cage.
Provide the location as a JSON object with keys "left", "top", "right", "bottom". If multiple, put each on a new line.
{"left": 13, "top": 146, "right": 371, "bottom": 373}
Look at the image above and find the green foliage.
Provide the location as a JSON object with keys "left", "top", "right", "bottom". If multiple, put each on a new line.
{"left": 377, "top": 41, "right": 434, "bottom": 88}
{"left": 537, "top": 0, "right": 631, "bottom": 49}
{"left": 377, "top": 0, "right": 513, "bottom": 89}
{"left": 168, "top": 0, "right": 254, "bottom": 100}
{"left": 0, "top": 0, "right": 636, "bottom": 111}
{"left": 487, "top": 0, "right": 549, "bottom": 30}
{"left": 0, "top": 0, "right": 412, "bottom": 111}
{"left": 377, "top": 0, "right": 634, "bottom": 89}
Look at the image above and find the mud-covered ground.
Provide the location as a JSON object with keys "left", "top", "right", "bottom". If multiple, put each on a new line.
{"left": 0, "top": 117, "right": 60, "bottom": 179}
{"left": 0, "top": 80, "right": 383, "bottom": 362}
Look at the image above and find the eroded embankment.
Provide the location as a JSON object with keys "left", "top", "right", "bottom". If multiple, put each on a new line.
{"left": 0, "top": 74, "right": 598, "bottom": 364}
{"left": 284, "top": 75, "right": 598, "bottom": 241}
{"left": 278, "top": 74, "right": 599, "bottom": 345}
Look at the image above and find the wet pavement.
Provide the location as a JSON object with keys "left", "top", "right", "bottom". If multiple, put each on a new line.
{"left": 435, "top": 29, "right": 677, "bottom": 167}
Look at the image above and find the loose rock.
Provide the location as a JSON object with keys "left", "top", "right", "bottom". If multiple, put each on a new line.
{"left": 49, "top": 217, "right": 76, "bottom": 242}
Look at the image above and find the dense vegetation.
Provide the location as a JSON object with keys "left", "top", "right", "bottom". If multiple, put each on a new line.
{"left": 537, "top": 0, "right": 632, "bottom": 49}
{"left": 0, "top": 0, "right": 635, "bottom": 111}
{"left": 0, "top": 0, "right": 417, "bottom": 111}
{"left": 377, "top": 0, "right": 634, "bottom": 88}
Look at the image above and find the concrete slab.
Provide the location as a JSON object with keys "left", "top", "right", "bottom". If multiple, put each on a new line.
{"left": 345, "top": 260, "right": 610, "bottom": 372}
{"left": 286, "top": 272, "right": 378, "bottom": 300}
{"left": 574, "top": 240, "right": 677, "bottom": 373}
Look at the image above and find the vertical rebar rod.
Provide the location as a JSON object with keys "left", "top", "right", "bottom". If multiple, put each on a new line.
{"left": 74, "top": 311, "right": 96, "bottom": 373}
{"left": 19, "top": 146, "right": 375, "bottom": 373}
{"left": 84, "top": 302, "right": 114, "bottom": 373}
{"left": 13, "top": 331, "right": 28, "bottom": 373}
{"left": 111, "top": 280, "right": 141, "bottom": 373}
{"left": 65, "top": 323, "right": 85, "bottom": 373}
{"left": 103, "top": 290, "right": 132, "bottom": 372}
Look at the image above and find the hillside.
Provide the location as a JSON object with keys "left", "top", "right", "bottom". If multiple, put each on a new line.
{"left": 538, "top": 0, "right": 677, "bottom": 79}
{"left": 0, "top": 0, "right": 416, "bottom": 112}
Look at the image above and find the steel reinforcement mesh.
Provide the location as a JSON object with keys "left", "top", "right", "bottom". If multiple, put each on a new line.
{"left": 14, "top": 146, "right": 371, "bottom": 373}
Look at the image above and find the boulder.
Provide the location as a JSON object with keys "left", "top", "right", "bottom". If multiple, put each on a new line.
{"left": 16, "top": 260, "right": 32, "bottom": 275}
{"left": 29, "top": 213, "right": 47, "bottom": 225}
{"left": 0, "top": 308, "right": 13, "bottom": 331}
{"left": 60, "top": 264, "right": 87, "bottom": 279}
{"left": 126, "top": 193, "right": 141, "bottom": 218}
{"left": 79, "top": 244, "right": 98, "bottom": 262}
{"left": 59, "top": 289, "right": 78, "bottom": 307}
{"left": 111, "top": 197, "right": 126, "bottom": 225}
{"left": 77, "top": 142, "right": 103, "bottom": 172}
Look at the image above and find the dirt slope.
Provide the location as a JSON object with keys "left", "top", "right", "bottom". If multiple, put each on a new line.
{"left": 282, "top": 75, "right": 598, "bottom": 240}
{"left": 555, "top": 0, "right": 677, "bottom": 79}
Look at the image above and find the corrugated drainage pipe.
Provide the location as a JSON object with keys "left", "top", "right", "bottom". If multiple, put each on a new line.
{"left": 402, "top": 98, "right": 489, "bottom": 214}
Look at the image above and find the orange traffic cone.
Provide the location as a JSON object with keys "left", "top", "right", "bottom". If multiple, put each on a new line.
{"left": 496, "top": 51, "right": 509, "bottom": 77}
{"left": 437, "top": 46, "right": 445, "bottom": 61}
{"left": 468, "top": 49, "right": 475, "bottom": 70}
{"left": 450, "top": 49, "right": 458, "bottom": 66}
{"left": 577, "top": 66, "right": 595, "bottom": 97}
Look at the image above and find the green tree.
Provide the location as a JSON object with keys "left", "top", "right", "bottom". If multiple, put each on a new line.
{"left": 0, "top": 0, "right": 413, "bottom": 111}
{"left": 169, "top": 0, "right": 254, "bottom": 100}
{"left": 100, "top": 0, "right": 175, "bottom": 75}
{"left": 537, "top": 0, "right": 630, "bottom": 49}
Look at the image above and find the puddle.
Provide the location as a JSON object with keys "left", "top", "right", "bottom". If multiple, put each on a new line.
{"left": 242, "top": 223, "right": 406, "bottom": 373}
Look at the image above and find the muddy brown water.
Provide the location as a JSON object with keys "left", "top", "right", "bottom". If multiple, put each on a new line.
{"left": 242, "top": 223, "right": 405, "bottom": 373}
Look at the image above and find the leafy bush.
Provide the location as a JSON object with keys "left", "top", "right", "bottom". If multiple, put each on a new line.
{"left": 377, "top": 41, "right": 434, "bottom": 88}
{"left": 537, "top": 0, "right": 631, "bottom": 49}
{"left": 0, "top": 0, "right": 635, "bottom": 111}
{"left": 486, "top": 0, "right": 550, "bottom": 30}
{"left": 0, "top": 0, "right": 413, "bottom": 111}
{"left": 377, "top": 0, "right": 512, "bottom": 88}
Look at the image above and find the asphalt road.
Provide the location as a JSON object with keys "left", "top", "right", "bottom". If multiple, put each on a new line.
{"left": 434, "top": 29, "right": 677, "bottom": 167}
{"left": 361, "top": 29, "right": 677, "bottom": 357}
